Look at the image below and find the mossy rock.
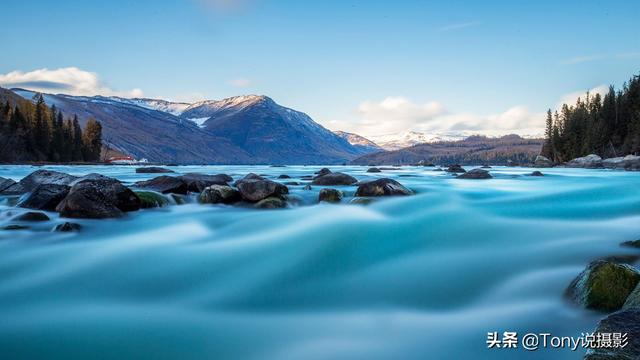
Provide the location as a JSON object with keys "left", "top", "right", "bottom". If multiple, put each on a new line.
{"left": 254, "top": 197, "right": 286, "bottom": 209}
{"left": 566, "top": 260, "right": 640, "bottom": 312}
{"left": 135, "top": 191, "right": 170, "bottom": 208}
{"left": 170, "top": 193, "right": 187, "bottom": 205}
{"left": 319, "top": 188, "right": 343, "bottom": 203}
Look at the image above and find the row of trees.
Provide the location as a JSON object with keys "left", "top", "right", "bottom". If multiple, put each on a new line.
{"left": 0, "top": 94, "right": 102, "bottom": 163}
{"left": 541, "top": 73, "right": 640, "bottom": 162}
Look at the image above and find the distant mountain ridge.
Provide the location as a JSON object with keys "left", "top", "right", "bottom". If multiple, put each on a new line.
{"left": 333, "top": 131, "right": 383, "bottom": 153}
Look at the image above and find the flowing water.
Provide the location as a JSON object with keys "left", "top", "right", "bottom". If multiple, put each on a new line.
{"left": 0, "top": 165, "right": 639, "bottom": 359}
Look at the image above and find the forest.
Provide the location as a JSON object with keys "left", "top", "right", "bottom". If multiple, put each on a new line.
{"left": 541, "top": 73, "right": 640, "bottom": 162}
{"left": 0, "top": 93, "right": 102, "bottom": 163}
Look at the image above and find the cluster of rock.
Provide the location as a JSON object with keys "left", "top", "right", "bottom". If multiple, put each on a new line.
{"left": 535, "top": 154, "right": 640, "bottom": 171}
{"left": 566, "top": 242, "right": 640, "bottom": 359}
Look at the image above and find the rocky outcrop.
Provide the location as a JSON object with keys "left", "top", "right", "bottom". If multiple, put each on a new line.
{"left": 135, "top": 167, "right": 174, "bottom": 173}
{"left": 354, "top": 178, "right": 413, "bottom": 197}
{"left": 311, "top": 173, "right": 358, "bottom": 186}
{"left": 16, "top": 184, "right": 70, "bottom": 211}
{"left": 0, "top": 177, "right": 18, "bottom": 194}
{"left": 12, "top": 211, "right": 50, "bottom": 222}
{"left": 602, "top": 155, "right": 640, "bottom": 171}
{"left": 18, "top": 170, "right": 78, "bottom": 192}
{"left": 319, "top": 188, "right": 343, "bottom": 203}
{"left": 235, "top": 174, "right": 288, "bottom": 202}
{"left": 456, "top": 168, "right": 492, "bottom": 179}
{"left": 134, "top": 176, "right": 189, "bottom": 194}
{"left": 534, "top": 155, "right": 553, "bottom": 167}
{"left": 584, "top": 308, "right": 640, "bottom": 360}
{"left": 567, "top": 154, "right": 603, "bottom": 168}
{"left": 566, "top": 260, "right": 640, "bottom": 312}
{"left": 56, "top": 178, "right": 141, "bottom": 219}
{"left": 445, "top": 164, "right": 466, "bottom": 173}
{"left": 180, "top": 173, "right": 231, "bottom": 192}
{"left": 199, "top": 185, "right": 241, "bottom": 204}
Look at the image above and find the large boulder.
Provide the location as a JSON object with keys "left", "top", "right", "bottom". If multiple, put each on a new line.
{"left": 254, "top": 197, "right": 287, "bottom": 209}
{"left": 603, "top": 155, "right": 640, "bottom": 171}
{"left": 18, "top": 170, "right": 78, "bottom": 192}
{"left": 179, "top": 173, "right": 231, "bottom": 192}
{"left": 566, "top": 260, "right": 640, "bottom": 312}
{"left": 0, "top": 177, "right": 18, "bottom": 193}
{"left": 311, "top": 172, "right": 358, "bottom": 185}
{"left": 319, "top": 188, "right": 343, "bottom": 203}
{"left": 354, "top": 178, "right": 413, "bottom": 197}
{"left": 567, "top": 154, "right": 603, "bottom": 168}
{"left": 456, "top": 168, "right": 492, "bottom": 179}
{"left": 199, "top": 185, "right": 241, "bottom": 204}
{"left": 445, "top": 164, "right": 466, "bottom": 173}
{"left": 314, "top": 168, "right": 332, "bottom": 178}
{"left": 584, "top": 307, "right": 640, "bottom": 360}
{"left": 16, "top": 184, "right": 70, "bottom": 211}
{"left": 235, "top": 175, "right": 288, "bottom": 202}
{"left": 12, "top": 211, "right": 50, "bottom": 222}
{"left": 135, "top": 167, "right": 174, "bottom": 173}
{"left": 134, "top": 176, "right": 188, "bottom": 194}
{"left": 56, "top": 179, "right": 141, "bottom": 219}
{"left": 534, "top": 155, "right": 553, "bottom": 167}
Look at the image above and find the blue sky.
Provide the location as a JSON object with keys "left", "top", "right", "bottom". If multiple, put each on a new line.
{"left": 1, "top": 0, "right": 639, "bottom": 137}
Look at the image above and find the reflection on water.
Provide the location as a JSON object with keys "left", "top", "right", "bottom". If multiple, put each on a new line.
{"left": 0, "top": 165, "right": 639, "bottom": 359}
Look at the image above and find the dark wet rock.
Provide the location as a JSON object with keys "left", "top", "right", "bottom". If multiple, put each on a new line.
{"left": 623, "top": 283, "right": 640, "bottom": 309}
{"left": 303, "top": 184, "right": 312, "bottom": 190}
{"left": 18, "top": 170, "right": 78, "bottom": 192}
{"left": 284, "top": 182, "right": 300, "bottom": 186}
{"left": 3, "top": 224, "right": 29, "bottom": 230}
{"left": 433, "top": 168, "right": 444, "bottom": 172}
{"left": 270, "top": 165, "right": 287, "bottom": 167}
{"left": 349, "top": 197, "right": 374, "bottom": 205}
{"left": 135, "top": 191, "right": 170, "bottom": 208}
{"left": 314, "top": 168, "right": 332, "bottom": 177}
{"left": 566, "top": 260, "right": 640, "bottom": 312}
{"left": 311, "top": 172, "right": 358, "bottom": 186}
{"left": 481, "top": 165, "right": 492, "bottom": 169}
{"left": 16, "top": 184, "right": 70, "bottom": 211}
{"left": 300, "top": 175, "right": 314, "bottom": 180}
{"left": 53, "top": 222, "right": 81, "bottom": 232}
{"left": 367, "top": 167, "right": 381, "bottom": 173}
{"left": 319, "top": 188, "right": 343, "bottom": 203}
{"left": 254, "top": 197, "right": 287, "bottom": 209}
{"left": 601, "top": 254, "right": 640, "bottom": 265}
{"left": 13, "top": 211, "right": 50, "bottom": 222}
{"left": 199, "top": 185, "right": 241, "bottom": 204}
{"left": 622, "top": 240, "right": 640, "bottom": 248}
{"left": 354, "top": 178, "right": 413, "bottom": 197}
{"left": 534, "top": 155, "right": 553, "bottom": 167}
{"left": 584, "top": 307, "right": 640, "bottom": 360}
{"left": 180, "top": 173, "right": 231, "bottom": 192}
{"left": 233, "top": 173, "right": 265, "bottom": 186}
{"left": 0, "top": 177, "right": 17, "bottom": 193}
{"left": 456, "top": 168, "right": 492, "bottom": 179}
{"left": 277, "top": 174, "right": 291, "bottom": 179}
{"left": 135, "top": 167, "right": 174, "bottom": 173}
{"left": 169, "top": 194, "right": 187, "bottom": 205}
{"left": 134, "top": 176, "right": 189, "bottom": 194}
{"left": 530, "top": 171, "right": 544, "bottom": 176}
{"left": 567, "top": 154, "right": 603, "bottom": 168}
{"left": 236, "top": 176, "right": 289, "bottom": 202}
{"left": 56, "top": 179, "right": 141, "bottom": 219}
{"left": 445, "top": 164, "right": 466, "bottom": 173}
{"left": 70, "top": 173, "right": 116, "bottom": 185}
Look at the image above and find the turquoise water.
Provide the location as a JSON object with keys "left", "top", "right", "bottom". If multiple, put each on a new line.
{"left": 1, "top": 165, "right": 639, "bottom": 359}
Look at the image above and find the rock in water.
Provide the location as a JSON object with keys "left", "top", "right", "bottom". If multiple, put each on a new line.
{"left": 134, "top": 176, "right": 189, "bottom": 194}
{"left": 53, "top": 222, "right": 82, "bottom": 232}
{"left": 18, "top": 170, "right": 78, "bottom": 192}
{"left": 135, "top": 167, "right": 174, "bottom": 173}
{"left": 0, "top": 177, "right": 18, "bottom": 193}
{"left": 17, "top": 184, "right": 70, "bottom": 211}
{"left": 566, "top": 260, "right": 640, "bottom": 312}
{"left": 319, "top": 188, "right": 343, "bottom": 203}
{"left": 456, "top": 168, "right": 492, "bottom": 179}
{"left": 12, "top": 211, "right": 50, "bottom": 222}
{"left": 311, "top": 173, "right": 358, "bottom": 186}
{"left": 277, "top": 174, "right": 291, "bottom": 179}
{"left": 534, "top": 155, "right": 553, "bottom": 167}
{"left": 235, "top": 175, "right": 288, "bottom": 202}
{"left": 254, "top": 197, "right": 287, "bottom": 209}
{"left": 354, "top": 178, "right": 413, "bottom": 197}
{"left": 445, "top": 164, "right": 466, "bottom": 173}
{"left": 530, "top": 171, "right": 544, "bottom": 176}
{"left": 56, "top": 179, "right": 141, "bottom": 219}
{"left": 602, "top": 155, "right": 640, "bottom": 171}
{"left": 314, "top": 168, "right": 332, "bottom": 178}
{"left": 567, "top": 154, "right": 603, "bottom": 168}
{"left": 179, "top": 173, "right": 231, "bottom": 192}
{"left": 199, "top": 185, "right": 241, "bottom": 204}
{"left": 584, "top": 308, "right": 640, "bottom": 360}
{"left": 367, "top": 167, "right": 381, "bottom": 173}
{"left": 134, "top": 191, "right": 170, "bottom": 208}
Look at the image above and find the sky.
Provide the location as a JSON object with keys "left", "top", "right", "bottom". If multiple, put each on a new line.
{"left": 1, "top": 0, "right": 639, "bottom": 138}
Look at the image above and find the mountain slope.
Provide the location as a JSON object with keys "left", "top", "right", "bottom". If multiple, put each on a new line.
{"left": 11, "top": 88, "right": 254, "bottom": 164}
{"left": 333, "top": 131, "right": 382, "bottom": 154}
{"left": 351, "top": 135, "right": 544, "bottom": 165}
{"left": 369, "top": 131, "right": 467, "bottom": 150}
{"left": 181, "top": 95, "right": 365, "bottom": 164}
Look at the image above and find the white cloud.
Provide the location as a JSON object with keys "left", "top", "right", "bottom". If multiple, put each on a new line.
{"left": 229, "top": 78, "right": 251, "bottom": 88}
{"left": 0, "top": 67, "right": 143, "bottom": 97}
{"left": 437, "top": 21, "right": 482, "bottom": 32}
{"left": 557, "top": 85, "right": 608, "bottom": 108}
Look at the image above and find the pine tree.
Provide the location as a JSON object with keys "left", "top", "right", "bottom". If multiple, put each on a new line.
{"left": 72, "top": 115, "right": 83, "bottom": 161}
{"left": 82, "top": 118, "right": 102, "bottom": 161}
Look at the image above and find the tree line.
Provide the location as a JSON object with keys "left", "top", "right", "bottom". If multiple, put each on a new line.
{"left": 0, "top": 93, "right": 102, "bottom": 163}
{"left": 541, "top": 73, "right": 640, "bottom": 162}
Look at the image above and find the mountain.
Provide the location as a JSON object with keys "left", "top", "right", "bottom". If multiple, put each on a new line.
{"left": 109, "top": 97, "right": 190, "bottom": 116}
{"left": 351, "top": 135, "right": 544, "bottom": 166}
{"left": 368, "top": 131, "right": 467, "bottom": 150}
{"left": 333, "top": 131, "right": 383, "bottom": 153}
{"left": 179, "top": 95, "right": 370, "bottom": 164}
{"left": 10, "top": 88, "right": 253, "bottom": 164}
